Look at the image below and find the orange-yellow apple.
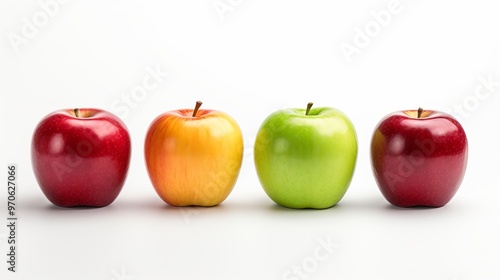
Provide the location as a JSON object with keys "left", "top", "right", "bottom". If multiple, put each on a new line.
{"left": 144, "top": 101, "right": 243, "bottom": 206}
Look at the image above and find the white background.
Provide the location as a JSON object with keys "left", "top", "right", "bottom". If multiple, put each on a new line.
{"left": 1, "top": 1, "right": 500, "bottom": 279}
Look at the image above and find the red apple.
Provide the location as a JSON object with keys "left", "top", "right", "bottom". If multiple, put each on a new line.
{"left": 31, "top": 108, "right": 131, "bottom": 207}
{"left": 144, "top": 101, "right": 243, "bottom": 206}
{"left": 370, "top": 108, "right": 468, "bottom": 207}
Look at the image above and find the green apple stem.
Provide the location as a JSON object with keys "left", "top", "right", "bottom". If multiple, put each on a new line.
{"left": 74, "top": 108, "right": 80, "bottom": 118}
{"left": 305, "top": 102, "right": 313, "bottom": 116}
{"left": 192, "top": 101, "right": 203, "bottom": 117}
{"left": 417, "top": 107, "right": 423, "bottom": 118}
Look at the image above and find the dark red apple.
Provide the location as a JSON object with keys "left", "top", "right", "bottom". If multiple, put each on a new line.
{"left": 31, "top": 108, "right": 131, "bottom": 207}
{"left": 370, "top": 108, "right": 468, "bottom": 207}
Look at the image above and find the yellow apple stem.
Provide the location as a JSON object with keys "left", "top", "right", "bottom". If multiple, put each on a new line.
{"left": 306, "top": 102, "right": 313, "bottom": 116}
{"left": 74, "top": 108, "right": 80, "bottom": 118}
{"left": 417, "top": 107, "right": 423, "bottom": 118}
{"left": 192, "top": 101, "right": 203, "bottom": 117}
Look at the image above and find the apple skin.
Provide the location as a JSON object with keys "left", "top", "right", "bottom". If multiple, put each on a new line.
{"left": 31, "top": 108, "right": 131, "bottom": 207}
{"left": 254, "top": 106, "right": 358, "bottom": 209}
{"left": 144, "top": 105, "right": 243, "bottom": 207}
{"left": 370, "top": 109, "right": 468, "bottom": 207}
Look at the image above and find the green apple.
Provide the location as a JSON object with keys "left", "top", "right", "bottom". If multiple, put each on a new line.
{"left": 254, "top": 103, "right": 358, "bottom": 209}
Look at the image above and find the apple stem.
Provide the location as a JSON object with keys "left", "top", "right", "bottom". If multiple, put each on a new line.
{"left": 192, "top": 101, "right": 203, "bottom": 117}
{"left": 305, "top": 102, "right": 313, "bottom": 116}
{"left": 74, "top": 108, "right": 80, "bottom": 118}
{"left": 417, "top": 107, "right": 423, "bottom": 118}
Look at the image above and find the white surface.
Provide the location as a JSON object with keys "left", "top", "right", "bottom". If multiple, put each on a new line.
{"left": 1, "top": 1, "right": 500, "bottom": 279}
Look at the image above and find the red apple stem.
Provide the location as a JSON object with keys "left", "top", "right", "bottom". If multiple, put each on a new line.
{"left": 306, "top": 102, "right": 313, "bottom": 116}
{"left": 74, "top": 108, "right": 80, "bottom": 118}
{"left": 192, "top": 101, "right": 203, "bottom": 117}
{"left": 417, "top": 107, "right": 423, "bottom": 118}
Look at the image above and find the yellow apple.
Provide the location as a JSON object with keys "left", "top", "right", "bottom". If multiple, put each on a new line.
{"left": 144, "top": 102, "right": 243, "bottom": 206}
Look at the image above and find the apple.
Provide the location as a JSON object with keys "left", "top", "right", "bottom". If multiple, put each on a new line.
{"left": 31, "top": 108, "right": 131, "bottom": 207}
{"left": 254, "top": 103, "right": 358, "bottom": 209}
{"left": 144, "top": 101, "right": 243, "bottom": 206}
{"left": 370, "top": 108, "right": 468, "bottom": 207}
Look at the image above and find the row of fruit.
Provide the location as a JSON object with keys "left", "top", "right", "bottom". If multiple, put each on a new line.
{"left": 31, "top": 102, "right": 468, "bottom": 209}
